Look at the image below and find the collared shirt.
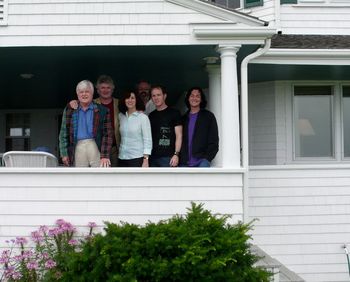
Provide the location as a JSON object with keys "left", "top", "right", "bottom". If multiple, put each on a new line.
{"left": 77, "top": 103, "right": 94, "bottom": 141}
{"left": 118, "top": 111, "right": 152, "bottom": 160}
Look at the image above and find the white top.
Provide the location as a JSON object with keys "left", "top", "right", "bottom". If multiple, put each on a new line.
{"left": 118, "top": 111, "right": 152, "bottom": 160}
{"left": 144, "top": 99, "right": 156, "bottom": 115}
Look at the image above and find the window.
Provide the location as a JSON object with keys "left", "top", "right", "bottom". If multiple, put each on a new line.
{"left": 205, "top": 0, "right": 263, "bottom": 9}
{"left": 281, "top": 0, "right": 297, "bottom": 4}
{"left": 209, "top": 0, "right": 241, "bottom": 9}
{"left": 293, "top": 86, "right": 334, "bottom": 159}
{"left": 5, "top": 113, "right": 31, "bottom": 151}
{"left": 244, "top": 0, "right": 263, "bottom": 8}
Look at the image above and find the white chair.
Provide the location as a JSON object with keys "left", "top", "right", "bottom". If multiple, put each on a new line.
{"left": 2, "top": 151, "right": 58, "bottom": 167}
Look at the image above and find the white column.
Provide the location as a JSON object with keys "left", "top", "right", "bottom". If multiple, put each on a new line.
{"left": 217, "top": 45, "right": 241, "bottom": 168}
{"left": 206, "top": 64, "right": 222, "bottom": 167}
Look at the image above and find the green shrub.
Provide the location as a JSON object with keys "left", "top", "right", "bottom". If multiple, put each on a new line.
{"left": 61, "top": 203, "right": 270, "bottom": 282}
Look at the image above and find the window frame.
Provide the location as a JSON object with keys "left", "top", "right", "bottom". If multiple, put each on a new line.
{"left": 281, "top": 0, "right": 297, "bottom": 4}
{"left": 291, "top": 83, "right": 336, "bottom": 162}
{"left": 289, "top": 82, "right": 350, "bottom": 163}
{"left": 340, "top": 84, "right": 350, "bottom": 161}
{"left": 244, "top": 0, "right": 263, "bottom": 8}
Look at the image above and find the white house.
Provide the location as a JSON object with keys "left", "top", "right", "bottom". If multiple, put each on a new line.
{"left": 0, "top": 0, "right": 350, "bottom": 281}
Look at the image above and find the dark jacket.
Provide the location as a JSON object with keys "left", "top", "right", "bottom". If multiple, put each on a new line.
{"left": 180, "top": 109, "right": 219, "bottom": 164}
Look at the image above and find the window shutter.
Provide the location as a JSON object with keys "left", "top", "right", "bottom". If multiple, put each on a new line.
{"left": 281, "top": 0, "right": 297, "bottom": 4}
{"left": 244, "top": 0, "right": 263, "bottom": 8}
{"left": 0, "top": 0, "right": 8, "bottom": 25}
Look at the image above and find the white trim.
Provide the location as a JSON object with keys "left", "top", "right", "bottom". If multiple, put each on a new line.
{"left": 250, "top": 163, "right": 350, "bottom": 170}
{"left": 0, "top": 0, "right": 8, "bottom": 26}
{"left": 340, "top": 84, "right": 350, "bottom": 160}
{"left": 240, "top": 39, "right": 272, "bottom": 222}
{"left": 251, "top": 49, "right": 350, "bottom": 65}
{"left": 192, "top": 24, "right": 276, "bottom": 41}
{"left": 165, "top": 0, "right": 266, "bottom": 26}
{"left": 334, "top": 83, "right": 342, "bottom": 161}
{"left": 0, "top": 167, "right": 247, "bottom": 174}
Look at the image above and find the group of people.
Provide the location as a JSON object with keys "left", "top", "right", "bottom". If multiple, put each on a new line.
{"left": 58, "top": 75, "right": 219, "bottom": 168}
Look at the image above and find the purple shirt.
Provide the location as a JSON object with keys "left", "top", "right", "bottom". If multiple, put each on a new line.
{"left": 187, "top": 112, "right": 203, "bottom": 166}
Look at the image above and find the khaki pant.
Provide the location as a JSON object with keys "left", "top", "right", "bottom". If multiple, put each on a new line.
{"left": 74, "top": 139, "right": 100, "bottom": 167}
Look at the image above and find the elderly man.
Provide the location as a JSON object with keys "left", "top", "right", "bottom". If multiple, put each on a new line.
{"left": 59, "top": 80, "right": 113, "bottom": 167}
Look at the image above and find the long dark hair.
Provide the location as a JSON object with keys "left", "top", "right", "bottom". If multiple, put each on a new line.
{"left": 118, "top": 91, "right": 145, "bottom": 114}
{"left": 185, "top": 87, "right": 207, "bottom": 110}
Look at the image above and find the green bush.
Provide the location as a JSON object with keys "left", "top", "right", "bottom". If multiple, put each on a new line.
{"left": 61, "top": 203, "right": 270, "bottom": 282}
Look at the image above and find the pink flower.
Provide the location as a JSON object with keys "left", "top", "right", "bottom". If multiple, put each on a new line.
{"left": 4, "top": 266, "right": 15, "bottom": 278}
{"left": 68, "top": 239, "right": 78, "bottom": 246}
{"left": 61, "top": 222, "right": 75, "bottom": 232}
{"left": 39, "top": 225, "right": 49, "bottom": 233}
{"left": 31, "top": 231, "right": 44, "bottom": 243}
{"left": 48, "top": 227, "right": 63, "bottom": 237}
{"left": 14, "top": 255, "right": 24, "bottom": 262}
{"left": 0, "top": 250, "right": 10, "bottom": 264}
{"left": 44, "top": 259, "right": 56, "bottom": 269}
{"left": 41, "top": 252, "right": 49, "bottom": 260}
{"left": 88, "top": 222, "right": 97, "bottom": 228}
{"left": 22, "top": 250, "right": 33, "bottom": 259}
{"left": 55, "top": 219, "right": 66, "bottom": 226}
{"left": 11, "top": 272, "right": 22, "bottom": 280}
{"left": 15, "top": 237, "right": 28, "bottom": 245}
{"left": 26, "top": 260, "right": 39, "bottom": 270}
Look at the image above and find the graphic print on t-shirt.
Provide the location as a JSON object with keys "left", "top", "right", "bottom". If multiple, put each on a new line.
{"left": 159, "top": 126, "right": 170, "bottom": 147}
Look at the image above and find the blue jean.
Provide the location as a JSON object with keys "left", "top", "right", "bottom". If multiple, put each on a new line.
{"left": 180, "top": 159, "right": 211, "bottom": 168}
{"left": 150, "top": 156, "right": 172, "bottom": 167}
{"left": 196, "top": 159, "right": 211, "bottom": 167}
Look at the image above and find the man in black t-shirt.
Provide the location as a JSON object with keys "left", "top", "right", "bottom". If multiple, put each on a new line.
{"left": 148, "top": 85, "right": 182, "bottom": 167}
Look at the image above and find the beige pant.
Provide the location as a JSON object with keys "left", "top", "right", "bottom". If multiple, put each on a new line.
{"left": 74, "top": 139, "right": 100, "bottom": 167}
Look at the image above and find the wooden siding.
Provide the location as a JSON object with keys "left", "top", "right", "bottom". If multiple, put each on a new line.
{"left": 279, "top": 4, "right": 350, "bottom": 35}
{"left": 0, "top": 0, "right": 7, "bottom": 25}
{"left": 249, "top": 165, "right": 350, "bottom": 282}
{"left": 249, "top": 81, "right": 277, "bottom": 165}
{"left": 0, "top": 168, "right": 243, "bottom": 247}
{"left": 0, "top": 0, "right": 228, "bottom": 46}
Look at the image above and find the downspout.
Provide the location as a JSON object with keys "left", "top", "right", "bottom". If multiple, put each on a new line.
{"left": 240, "top": 38, "right": 271, "bottom": 223}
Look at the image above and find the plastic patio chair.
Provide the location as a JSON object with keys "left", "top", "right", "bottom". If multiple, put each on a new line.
{"left": 2, "top": 151, "right": 58, "bottom": 167}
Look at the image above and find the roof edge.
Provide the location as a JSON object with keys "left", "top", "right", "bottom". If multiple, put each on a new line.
{"left": 165, "top": 0, "right": 267, "bottom": 26}
{"left": 251, "top": 48, "right": 350, "bottom": 65}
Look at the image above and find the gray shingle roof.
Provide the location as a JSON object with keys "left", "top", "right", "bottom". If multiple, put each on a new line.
{"left": 271, "top": 34, "right": 350, "bottom": 49}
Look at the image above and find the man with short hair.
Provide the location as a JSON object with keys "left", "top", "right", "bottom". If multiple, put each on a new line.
{"left": 137, "top": 79, "right": 155, "bottom": 115}
{"left": 148, "top": 85, "right": 182, "bottom": 167}
{"left": 59, "top": 80, "right": 113, "bottom": 167}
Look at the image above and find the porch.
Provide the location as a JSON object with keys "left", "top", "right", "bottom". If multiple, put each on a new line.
{"left": 0, "top": 168, "right": 244, "bottom": 243}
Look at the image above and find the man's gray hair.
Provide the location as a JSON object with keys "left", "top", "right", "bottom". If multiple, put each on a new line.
{"left": 76, "top": 80, "right": 94, "bottom": 94}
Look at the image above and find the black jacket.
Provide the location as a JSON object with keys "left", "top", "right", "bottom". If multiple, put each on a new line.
{"left": 180, "top": 109, "right": 219, "bottom": 164}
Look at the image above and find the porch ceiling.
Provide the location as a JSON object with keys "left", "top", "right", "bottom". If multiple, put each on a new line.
{"left": 2, "top": 45, "right": 347, "bottom": 110}
{"left": 0, "top": 45, "right": 222, "bottom": 110}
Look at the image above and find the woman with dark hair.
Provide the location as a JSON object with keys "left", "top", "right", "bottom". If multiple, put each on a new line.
{"left": 180, "top": 87, "right": 219, "bottom": 167}
{"left": 118, "top": 91, "right": 152, "bottom": 167}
